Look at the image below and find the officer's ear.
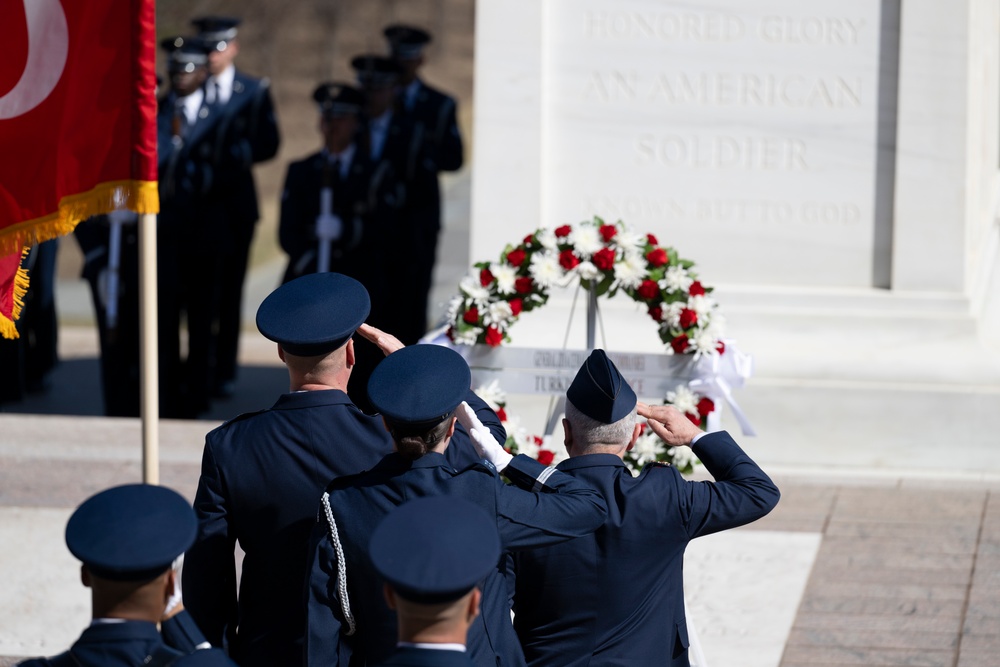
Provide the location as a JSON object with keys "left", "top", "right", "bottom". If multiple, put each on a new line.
{"left": 277, "top": 344, "right": 286, "bottom": 363}
{"left": 466, "top": 588, "right": 481, "bottom": 623}
{"left": 81, "top": 565, "right": 92, "bottom": 588}
{"left": 562, "top": 418, "right": 574, "bottom": 451}
{"left": 627, "top": 420, "right": 642, "bottom": 452}
{"left": 163, "top": 569, "right": 177, "bottom": 604}
{"left": 345, "top": 338, "right": 356, "bottom": 369}
{"left": 382, "top": 583, "right": 397, "bottom": 610}
{"left": 447, "top": 416, "right": 457, "bottom": 440}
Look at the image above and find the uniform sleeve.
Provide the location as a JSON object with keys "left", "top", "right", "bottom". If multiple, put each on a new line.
{"left": 278, "top": 163, "right": 310, "bottom": 259}
{"left": 182, "top": 441, "right": 238, "bottom": 648}
{"left": 249, "top": 81, "right": 280, "bottom": 164}
{"left": 676, "top": 430, "right": 780, "bottom": 539}
{"left": 305, "top": 508, "right": 345, "bottom": 667}
{"left": 433, "top": 96, "right": 463, "bottom": 172}
{"left": 493, "top": 455, "right": 608, "bottom": 551}
{"left": 161, "top": 609, "right": 212, "bottom": 652}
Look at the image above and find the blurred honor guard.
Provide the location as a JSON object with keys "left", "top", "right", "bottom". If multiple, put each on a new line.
{"left": 305, "top": 344, "right": 607, "bottom": 667}
{"left": 384, "top": 25, "right": 464, "bottom": 344}
{"left": 368, "top": 496, "right": 501, "bottom": 667}
{"left": 279, "top": 82, "right": 403, "bottom": 411}
{"left": 511, "top": 351, "right": 781, "bottom": 667}
{"left": 191, "top": 15, "right": 280, "bottom": 400}
{"left": 16, "top": 484, "right": 236, "bottom": 667}
{"left": 350, "top": 54, "right": 429, "bottom": 344}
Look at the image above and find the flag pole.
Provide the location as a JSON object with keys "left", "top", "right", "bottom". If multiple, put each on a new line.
{"left": 138, "top": 211, "right": 159, "bottom": 483}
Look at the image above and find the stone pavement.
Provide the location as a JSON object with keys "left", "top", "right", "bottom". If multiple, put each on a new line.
{"left": 2, "top": 170, "right": 999, "bottom": 665}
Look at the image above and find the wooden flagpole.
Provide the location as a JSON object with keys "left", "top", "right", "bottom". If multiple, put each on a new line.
{"left": 138, "top": 211, "right": 159, "bottom": 483}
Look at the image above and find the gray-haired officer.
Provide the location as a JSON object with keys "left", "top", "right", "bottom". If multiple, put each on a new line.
{"left": 511, "top": 350, "right": 781, "bottom": 666}
{"left": 16, "top": 484, "right": 236, "bottom": 667}
{"left": 305, "top": 342, "right": 608, "bottom": 666}
{"left": 368, "top": 496, "right": 501, "bottom": 667}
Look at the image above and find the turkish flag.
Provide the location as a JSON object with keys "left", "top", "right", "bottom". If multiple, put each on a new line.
{"left": 0, "top": 0, "right": 158, "bottom": 338}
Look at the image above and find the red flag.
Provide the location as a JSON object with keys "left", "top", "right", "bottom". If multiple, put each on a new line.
{"left": 0, "top": 0, "right": 159, "bottom": 338}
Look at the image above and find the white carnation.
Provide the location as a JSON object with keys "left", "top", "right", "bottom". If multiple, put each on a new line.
{"left": 459, "top": 273, "right": 491, "bottom": 307}
{"left": 575, "top": 260, "right": 601, "bottom": 281}
{"left": 486, "top": 300, "right": 514, "bottom": 329}
{"left": 613, "top": 254, "right": 647, "bottom": 289}
{"left": 688, "top": 294, "right": 715, "bottom": 318}
{"left": 512, "top": 430, "right": 540, "bottom": 458}
{"left": 528, "top": 251, "right": 563, "bottom": 288}
{"left": 666, "top": 384, "right": 698, "bottom": 415}
{"left": 492, "top": 262, "right": 518, "bottom": 295}
{"left": 661, "top": 265, "right": 694, "bottom": 293}
{"left": 473, "top": 379, "right": 506, "bottom": 410}
{"left": 665, "top": 302, "right": 685, "bottom": 328}
{"left": 631, "top": 433, "right": 666, "bottom": 467}
{"left": 536, "top": 228, "right": 558, "bottom": 251}
{"left": 569, "top": 225, "right": 604, "bottom": 257}
{"left": 452, "top": 326, "right": 482, "bottom": 346}
{"left": 689, "top": 329, "right": 721, "bottom": 358}
{"left": 668, "top": 446, "right": 696, "bottom": 471}
{"left": 614, "top": 228, "right": 646, "bottom": 250}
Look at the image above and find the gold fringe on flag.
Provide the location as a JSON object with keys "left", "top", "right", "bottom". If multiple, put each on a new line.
{"left": 0, "top": 179, "right": 159, "bottom": 257}
{"left": 0, "top": 247, "right": 31, "bottom": 340}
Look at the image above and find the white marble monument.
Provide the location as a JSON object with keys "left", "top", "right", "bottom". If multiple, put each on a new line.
{"left": 469, "top": 0, "right": 1000, "bottom": 477}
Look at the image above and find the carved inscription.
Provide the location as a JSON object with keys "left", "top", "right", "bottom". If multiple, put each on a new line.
{"left": 582, "top": 196, "right": 862, "bottom": 226}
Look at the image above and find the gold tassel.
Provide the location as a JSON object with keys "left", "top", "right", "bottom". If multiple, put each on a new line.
{"left": 0, "top": 247, "right": 31, "bottom": 340}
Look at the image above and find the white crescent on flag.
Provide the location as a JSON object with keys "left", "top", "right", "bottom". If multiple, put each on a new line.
{"left": 0, "top": 0, "right": 69, "bottom": 120}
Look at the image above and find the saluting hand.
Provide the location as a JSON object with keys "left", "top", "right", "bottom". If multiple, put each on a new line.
{"left": 636, "top": 402, "right": 702, "bottom": 448}
{"left": 456, "top": 401, "right": 514, "bottom": 472}
{"left": 357, "top": 323, "right": 404, "bottom": 357}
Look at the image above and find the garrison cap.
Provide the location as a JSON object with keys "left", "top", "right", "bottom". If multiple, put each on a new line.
{"left": 160, "top": 36, "right": 209, "bottom": 73}
{"left": 370, "top": 496, "right": 500, "bottom": 604}
{"left": 190, "top": 16, "right": 241, "bottom": 50}
{"left": 66, "top": 484, "right": 196, "bottom": 582}
{"left": 367, "top": 344, "right": 470, "bottom": 428}
{"left": 383, "top": 24, "right": 432, "bottom": 60}
{"left": 566, "top": 349, "right": 637, "bottom": 424}
{"left": 256, "top": 272, "right": 370, "bottom": 357}
{"left": 313, "top": 82, "right": 365, "bottom": 117}
{"left": 350, "top": 54, "right": 401, "bottom": 89}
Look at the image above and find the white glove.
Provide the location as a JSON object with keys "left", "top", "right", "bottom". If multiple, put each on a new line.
{"left": 456, "top": 401, "right": 513, "bottom": 471}
{"left": 315, "top": 213, "right": 343, "bottom": 241}
{"left": 163, "top": 554, "right": 184, "bottom": 616}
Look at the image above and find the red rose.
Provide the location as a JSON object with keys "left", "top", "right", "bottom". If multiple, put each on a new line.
{"left": 496, "top": 406, "right": 508, "bottom": 422}
{"left": 480, "top": 268, "right": 494, "bottom": 287}
{"left": 463, "top": 307, "right": 480, "bottom": 324}
{"left": 645, "top": 248, "right": 668, "bottom": 267}
{"left": 716, "top": 341, "right": 726, "bottom": 355}
{"left": 559, "top": 249, "right": 580, "bottom": 270}
{"left": 670, "top": 334, "right": 689, "bottom": 354}
{"left": 446, "top": 326, "right": 455, "bottom": 341}
{"left": 697, "top": 397, "right": 715, "bottom": 416}
{"left": 555, "top": 225, "right": 572, "bottom": 237}
{"left": 515, "top": 277, "right": 533, "bottom": 294}
{"left": 533, "top": 435, "right": 543, "bottom": 446}
{"left": 599, "top": 224, "right": 617, "bottom": 242}
{"left": 593, "top": 247, "right": 616, "bottom": 271}
{"left": 509, "top": 298, "right": 523, "bottom": 316}
{"left": 685, "top": 413, "right": 701, "bottom": 426}
{"left": 679, "top": 308, "right": 698, "bottom": 329}
{"left": 484, "top": 326, "right": 503, "bottom": 347}
{"left": 689, "top": 281, "right": 706, "bottom": 296}
{"left": 637, "top": 279, "right": 660, "bottom": 300}
{"left": 506, "top": 248, "right": 527, "bottom": 267}
{"left": 648, "top": 306, "right": 663, "bottom": 322}
{"left": 523, "top": 233, "right": 535, "bottom": 245}
{"left": 647, "top": 233, "right": 659, "bottom": 245}
{"left": 537, "top": 450, "right": 555, "bottom": 466}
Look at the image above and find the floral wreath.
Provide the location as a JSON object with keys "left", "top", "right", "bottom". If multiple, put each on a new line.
{"left": 448, "top": 216, "right": 733, "bottom": 475}
{"left": 446, "top": 216, "right": 727, "bottom": 357}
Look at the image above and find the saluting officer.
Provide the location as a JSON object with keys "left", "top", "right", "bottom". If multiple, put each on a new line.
{"left": 368, "top": 496, "right": 501, "bottom": 667}
{"left": 182, "top": 274, "right": 491, "bottom": 667}
{"left": 190, "top": 15, "right": 281, "bottom": 400}
{"left": 304, "top": 343, "right": 608, "bottom": 667}
{"left": 511, "top": 350, "right": 781, "bottom": 667}
{"left": 16, "top": 484, "right": 236, "bottom": 667}
{"left": 279, "top": 82, "right": 403, "bottom": 411}
{"left": 384, "top": 25, "right": 464, "bottom": 344}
